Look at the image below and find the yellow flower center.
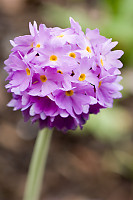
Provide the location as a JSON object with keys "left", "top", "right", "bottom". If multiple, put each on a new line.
{"left": 50, "top": 55, "right": 58, "bottom": 61}
{"left": 100, "top": 58, "right": 103, "bottom": 66}
{"left": 69, "top": 52, "right": 76, "bottom": 58}
{"left": 57, "top": 34, "right": 64, "bottom": 38}
{"left": 65, "top": 90, "right": 74, "bottom": 96}
{"left": 98, "top": 81, "right": 102, "bottom": 88}
{"left": 33, "top": 81, "right": 38, "bottom": 84}
{"left": 79, "top": 73, "right": 86, "bottom": 81}
{"left": 26, "top": 68, "right": 31, "bottom": 76}
{"left": 57, "top": 70, "right": 63, "bottom": 74}
{"left": 36, "top": 43, "right": 41, "bottom": 48}
{"left": 86, "top": 46, "right": 91, "bottom": 53}
{"left": 30, "top": 42, "right": 34, "bottom": 48}
{"left": 40, "top": 75, "right": 47, "bottom": 82}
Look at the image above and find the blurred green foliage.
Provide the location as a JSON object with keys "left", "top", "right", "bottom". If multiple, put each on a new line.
{"left": 103, "top": 0, "right": 122, "bottom": 16}
{"left": 71, "top": 107, "right": 132, "bottom": 142}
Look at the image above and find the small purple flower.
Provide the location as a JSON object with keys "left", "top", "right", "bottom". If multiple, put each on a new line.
{"left": 5, "top": 54, "right": 33, "bottom": 94}
{"left": 5, "top": 17, "right": 123, "bottom": 131}
{"left": 53, "top": 84, "right": 96, "bottom": 117}
{"left": 95, "top": 38, "right": 124, "bottom": 70}
{"left": 74, "top": 57, "right": 98, "bottom": 86}
{"left": 96, "top": 75, "right": 123, "bottom": 107}
{"left": 28, "top": 67, "right": 62, "bottom": 96}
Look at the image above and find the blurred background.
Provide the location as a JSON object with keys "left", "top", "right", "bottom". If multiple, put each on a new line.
{"left": 0, "top": 0, "right": 133, "bottom": 199}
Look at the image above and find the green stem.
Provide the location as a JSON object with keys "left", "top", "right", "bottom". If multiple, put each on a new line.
{"left": 23, "top": 128, "right": 53, "bottom": 200}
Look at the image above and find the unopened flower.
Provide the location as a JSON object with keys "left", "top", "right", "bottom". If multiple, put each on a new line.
{"left": 5, "top": 18, "right": 123, "bottom": 131}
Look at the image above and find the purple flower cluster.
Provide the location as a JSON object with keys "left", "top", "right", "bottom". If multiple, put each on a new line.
{"left": 5, "top": 18, "right": 123, "bottom": 131}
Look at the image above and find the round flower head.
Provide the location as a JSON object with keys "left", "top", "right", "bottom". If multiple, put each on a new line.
{"left": 5, "top": 18, "right": 124, "bottom": 131}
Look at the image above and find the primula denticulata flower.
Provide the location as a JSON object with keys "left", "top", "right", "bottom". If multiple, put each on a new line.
{"left": 5, "top": 18, "right": 124, "bottom": 131}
